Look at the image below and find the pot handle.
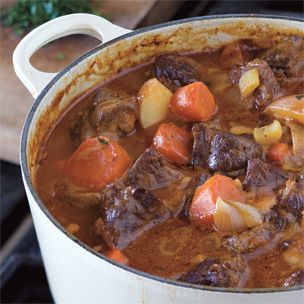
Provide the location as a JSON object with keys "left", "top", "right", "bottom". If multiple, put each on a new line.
{"left": 13, "top": 13, "right": 131, "bottom": 98}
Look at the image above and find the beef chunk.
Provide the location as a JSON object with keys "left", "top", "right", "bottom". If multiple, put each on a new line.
{"left": 192, "top": 124, "right": 215, "bottom": 169}
{"left": 243, "top": 159, "right": 288, "bottom": 191}
{"left": 264, "top": 210, "right": 289, "bottom": 232}
{"left": 262, "top": 36, "right": 304, "bottom": 80}
{"left": 224, "top": 210, "right": 289, "bottom": 254}
{"left": 220, "top": 40, "right": 261, "bottom": 69}
{"left": 127, "top": 148, "right": 185, "bottom": 190}
{"left": 179, "top": 256, "right": 247, "bottom": 288}
{"left": 96, "top": 182, "right": 171, "bottom": 249}
{"left": 71, "top": 88, "right": 137, "bottom": 145}
{"left": 154, "top": 54, "right": 199, "bottom": 91}
{"left": 223, "top": 224, "right": 274, "bottom": 254}
{"left": 231, "top": 59, "right": 281, "bottom": 110}
{"left": 179, "top": 169, "right": 212, "bottom": 219}
{"left": 96, "top": 149, "right": 196, "bottom": 248}
{"left": 283, "top": 270, "right": 304, "bottom": 288}
{"left": 192, "top": 124, "right": 262, "bottom": 172}
{"left": 127, "top": 149, "right": 195, "bottom": 214}
{"left": 279, "top": 179, "right": 304, "bottom": 220}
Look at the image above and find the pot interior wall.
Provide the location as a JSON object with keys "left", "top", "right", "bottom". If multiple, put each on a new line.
{"left": 26, "top": 16, "right": 303, "bottom": 189}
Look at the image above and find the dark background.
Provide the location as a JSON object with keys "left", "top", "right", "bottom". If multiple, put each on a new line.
{"left": 1, "top": 1, "right": 302, "bottom": 303}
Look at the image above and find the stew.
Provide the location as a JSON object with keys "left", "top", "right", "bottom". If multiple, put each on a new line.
{"left": 35, "top": 35, "right": 304, "bottom": 289}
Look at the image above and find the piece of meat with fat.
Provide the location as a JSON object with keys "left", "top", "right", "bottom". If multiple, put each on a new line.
{"left": 192, "top": 124, "right": 262, "bottom": 172}
{"left": 96, "top": 183, "right": 171, "bottom": 249}
{"left": 179, "top": 169, "right": 212, "bottom": 219}
{"left": 243, "top": 159, "right": 289, "bottom": 191}
{"left": 179, "top": 256, "right": 247, "bottom": 288}
{"left": 219, "top": 39, "right": 261, "bottom": 69}
{"left": 279, "top": 178, "right": 304, "bottom": 220}
{"left": 262, "top": 36, "right": 304, "bottom": 81}
{"left": 128, "top": 148, "right": 185, "bottom": 190}
{"left": 71, "top": 88, "right": 137, "bottom": 146}
{"left": 283, "top": 270, "right": 304, "bottom": 288}
{"left": 224, "top": 225, "right": 274, "bottom": 254}
{"left": 127, "top": 148, "right": 195, "bottom": 215}
{"left": 231, "top": 59, "right": 281, "bottom": 110}
{"left": 223, "top": 211, "right": 289, "bottom": 254}
{"left": 96, "top": 149, "right": 195, "bottom": 248}
{"left": 154, "top": 54, "right": 199, "bottom": 92}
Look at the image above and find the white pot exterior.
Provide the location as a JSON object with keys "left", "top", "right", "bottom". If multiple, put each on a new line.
{"left": 16, "top": 14, "right": 304, "bottom": 304}
{"left": 24, "top": 181, "right": 304, "bottom": 304}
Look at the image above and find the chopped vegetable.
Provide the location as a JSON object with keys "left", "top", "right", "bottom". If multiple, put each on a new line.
{"left": 267, "top": 143, "right": 290, "bottom": 166}
{"left": 230, "top": 125, "right": 254, "bottom": 135}
{"left": 152, "top": 123, "right": 192, "bottom": 164}
{"left": 63, "top": 136, "right": 131, "bottom": 191}
{"left": 239, "top": 68, "right": 260, "bottom": 98}
{"left": 287, "top": 121, "right": 304, "bottom": 157}
{"left": 283, "top": 121, "right": 304, "bottom": 171}
{"left": 214, "top": 198, "right": 245, "bottom": 233}
{"left": 66, "top": 223, "right": 80, "bottom": 234}
{"left": 170, "top": 81, "right": 216, "bottom": 122}
{"left": 265, "top": 95, "right": 304, "bottom": 125}
{"left": 137, "top": 78, "right": 172, "bottom": 129}
{"left": 189, "top": 175, "right": 245, "bottom": 229}
{"left": 104, "top": 249, "right": 129, "bottom": 265}
{"left": 228, "top": 200, "right": 262, "bottom": 228}
{"left": 253, "top": 120, "right": 282, "bottom": 145}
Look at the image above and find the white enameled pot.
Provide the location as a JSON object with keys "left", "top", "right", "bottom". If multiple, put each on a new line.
{"left": 14, "top": 14, "right": 303, "bottom": 304}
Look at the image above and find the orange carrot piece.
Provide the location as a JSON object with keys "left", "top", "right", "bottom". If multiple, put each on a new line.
{"left": 189, "top": 175, "right": 245, "bottom": 229}
{"left": 267, "top": 143, "right": 290, "bottom": 166}
{"left": 105, "top": 249, "right": 129, "bottom": 265}
{"left": 152, "top": 123, "right": 192, "bottom": 164}
{"left": 170, "top": 81, "right": 216, "bottom": 122}
{"left": 63, "top": 136, "right": 131, "bottom": 191}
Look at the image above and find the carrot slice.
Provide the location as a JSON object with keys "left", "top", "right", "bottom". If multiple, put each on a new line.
{"left": 63, "top": 136, "right": 131, "bottom": 191}
{"left": 267, "top": 142, "right": 290, "bottom": 166}
{"left": 170, "top": 81, "right": 216, "bottom": 121}
{"left": 189, "top": 175, "right": 245, "bottom": 229}
{"left": 152, "top": 123, "right": 192, "bottom": 164}
{"left": 105, "top": 249, "right": 129, "bottom": 265}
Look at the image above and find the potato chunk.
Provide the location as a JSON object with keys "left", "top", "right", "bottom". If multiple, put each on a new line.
{"left": 137, "top": 78, "right": 172, "bottom": 129}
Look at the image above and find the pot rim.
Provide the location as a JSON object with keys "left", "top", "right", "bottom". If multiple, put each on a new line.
{"left": 20, "top": 14, "right": 304, "bottom": 294}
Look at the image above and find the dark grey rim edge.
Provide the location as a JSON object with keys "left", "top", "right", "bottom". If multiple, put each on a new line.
{"left": 20, "top": 14, "right": 304, "bottom": 295}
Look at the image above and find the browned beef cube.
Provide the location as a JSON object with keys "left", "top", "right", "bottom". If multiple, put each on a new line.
{"left": 279, "top": 178, "right": 304, "bottom": 220}
{"left": 96, "top": 149, "right": 196, "bottom": 248}
{"left": 223, "top": 225, "right": 274, "bottom": 254}
{"left": 283, "top": 270, "right": 304, "bottom": 288}
{"left": 230, "top": 59, "right": 281, "bottom": 110}
{"left": 192, "top": 124, "right": 262, "bottom": 172}
{"left": 223, "top": 211, "right": 289, "bottom": 254}
{"left": 243, "top": 159, "right": 289, "bottom": 191}
{"left": 219, "top": 39, "right": 261, "bottom": 69}
{"left": 96, "top": 182, "right": 171, "bottom": 249}
{"left": 127, "top": 148, "right": 185, "bottom": 190}
{"left": 154, "top": 54, "right": 199, "bottom": 91}
{"left": 179, "top": 256, "right": 247, "bottom": 288}
{"left": 71, "top": 88, "right": 137, "bottom": 146}
{"left": 262, "top": 36, "right": 304, "bottom": 80}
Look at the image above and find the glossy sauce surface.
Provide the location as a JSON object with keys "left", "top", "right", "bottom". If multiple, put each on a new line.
{"left": 35, "top": 48, "right": 303, "bottom": 288}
